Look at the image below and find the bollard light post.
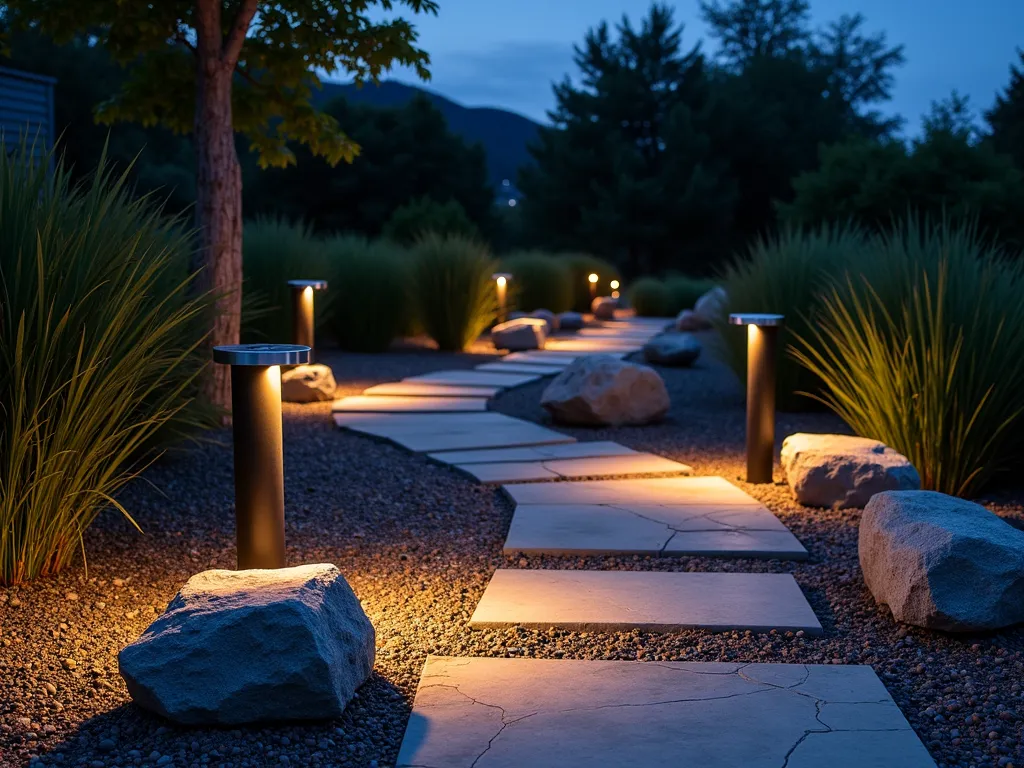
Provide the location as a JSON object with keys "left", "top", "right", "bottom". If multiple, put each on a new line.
{"left": 492, "top": 272, "right": 512, "bottom": 323}
{"left": 610, "top": 279, "right": 620, "bottom": 300}
{"left": 729, "top": 313, "right": 784, "bottom": 484}
{"left": 214, "top": 343, "right": 310, "bottom": 569}
{"left": 588, "top": 272, "right": 599, "bottom": 300}
{"left": 287, "top": 280, "right": 327, "bottom": 363}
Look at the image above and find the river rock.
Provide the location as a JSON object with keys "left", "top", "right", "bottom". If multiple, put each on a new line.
{"left": 675, "top": 309, "right": 712, "bottom": 331}
{"left": 541, "top": 355, "right": 669, "bottom": 426}
{"left": 591, "top": 297, "right": 618, "bottom": 321}
{"left": 781, "top": 433, "right": 920, "bottom": 508}
{"left": 530, "top": 309, "right": 559, "bottom": 333}
{"left": 492, "top": 318, "right": 547, "bottom": 351}
{"left": 860, "top": 491, "right": 1024, "bottom": 631}
{"left": 118, "top": 564, "right": 375, "bottom": 724}
{"left": 642, "top": 333, "right": 701, "bottom": 367}
{"left": 558, "top": 311, "right": 584, "bottom": 330}
{"left": 281, "top": 364, "right": 336, "bottom": 403}
{"left": 693, "top": 286, "right": 728, "bottom": 324}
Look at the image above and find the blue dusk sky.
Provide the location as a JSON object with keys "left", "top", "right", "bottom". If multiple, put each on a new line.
{"left": 369, "top": 0, "right": 1024, "bottom": 133}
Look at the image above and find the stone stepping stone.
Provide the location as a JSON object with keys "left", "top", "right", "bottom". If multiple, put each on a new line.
{"left": 396, "top": 656, "right": 936, "bottom": 768}
{"left": 470, "top": 570, "right": 822, "bottom": 634}
{"left": 544, "top": 340, "right": 640, "bottom": 354}
{"left": 503, "top": 352, "right": 580, "bottom": 365}
{"left": 504, "top": 503, "right": 807, "bottom": 559}
{"left": 456, "top": 453, "right": 693, "bottom": 484}
{"left": 429, "top": 440, "right": 638, "bottom": 465}
{"left": 393, "top": 425, "right": 577, "bottom": 453}
{"left": 578, "top": 327, "right": 660, "bottom": 339}
{"left": 499, "top": 476, "right": 807, "bottom": 559}
{"left": 476, "top": 362, "right": 566, "bottom": 375}
{"left": 405, "top": 370, "right": 540, "bottom": 388}
{"left": 333, "top": 395, "right": 487, "bottom": 413}
{"left": 361, "top": 382, "right": 500, "bottom": 398}
{"left": 334, "top": 411, "right": 522, "bottom": 436}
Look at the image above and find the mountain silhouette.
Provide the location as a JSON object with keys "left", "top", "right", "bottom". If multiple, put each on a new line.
{"left": 315, "top": 80, "right": 541, "bottom": 193}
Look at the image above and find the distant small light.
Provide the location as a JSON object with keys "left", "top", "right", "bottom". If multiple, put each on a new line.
{"left": 612, "top": 290, "right": 620, "bottom": 299}
{"left": 502, "top": 179, "right": 510, "bottom": 187}
{"left": 610, "top": 280, "right": 620, "bottom": 290}
{"left": 588, "top": 273, "right": 598, "bottom": 284}
{"left": 508, "top": 199, "right": 517, "bottom": 207}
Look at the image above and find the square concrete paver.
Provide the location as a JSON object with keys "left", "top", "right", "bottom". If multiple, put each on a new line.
{"left": 503, "top": 503, "right": 807, "bottom": 559}
{"left": 476, "top": 362, "right": 566, "bottom": 375}
{"left": 396, "top": 656, "right": 936, "bottom": 768}
{"left": 470, "top": 570, "right": 822, "bottom": 634}
{"left": 392, "top": 426, "right": 577, "bottom": 453}
{"left": 334, "top": 412, "right": 522, "bottom": 436}
{"left": 457, "top": 453, "right": 693, "bottom": 484}
{"left": 502, "top": 476, "right": 764, "bottom": 506}
{"left": 503, "top": 352, "right": 580, "bottom": 365}
{"left": 406, "top": 370, "right": 540, "bottom": 388}
{"left": 544, "top": 341, "right": 640, "bottom": 354}
{"left": 361, "top": 382, "right": 500, "bottom": 398}
{"left": 333, "top": 395, "right": 488, "bottom": 413}
{"left": 429, "top": 441, "right": 639, "bottom": 465}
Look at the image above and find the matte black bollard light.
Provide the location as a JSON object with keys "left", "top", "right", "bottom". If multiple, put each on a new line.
{"left": 729, "top": 313, "right": 785, "bottom": 484}
{"left": 492, "top": 272, "right": 512, "bottom": 323}
{"left": 287, "top": 280, "right": 327, "bottom": 362}
{"left": 213, "top": 343, "right": 310, "bottom": 569}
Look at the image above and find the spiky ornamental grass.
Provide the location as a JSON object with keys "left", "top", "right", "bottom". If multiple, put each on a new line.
{"left": 716, "top": 224, "right": 867, "bottom": 411}
{"left": 791, "top": 220, "right": 1024, "bottom": 497}
{"left": 323, "top": 235, "right": 412, "bottom": 352}
{"left": 0, "top": 148, "right": 215, "bottom": 584}
{"left": 412, "top": 233, "right": 499, "bottom": 351}
{"left": 499, "top": 251, "right": 574, "bottom": 314}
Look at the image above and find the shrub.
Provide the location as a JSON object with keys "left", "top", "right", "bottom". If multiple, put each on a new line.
{"left": 560, "top": 253, "right": 621, "bottom": 312}
{"left": 412, "top": 233, "right": 498, "bottom": 350}
{"left": 323, "top": 235, "right": 411, "bottom": 352}
{"left": 629, "top": 277, "right": 672, "bottom": 316}
{"left": 382, "top": 196, "right": 480, "bottom": 245}
{"left": 792, "top": 219, "right": 1024, "bottom": 496}
{"left": 0, "top": 148, "right": 214, "bottom": 584}
{"left": 718, "top": 224, "right": 866, "bottom": 411}
{"left": 500, "top": 251, "right": 574, "bottom": 313}
{"left": 241, "top": 216, "right": 329, "bottom": 343}
{"left": 664, "top": 274, "right": 717, "bottom": 313}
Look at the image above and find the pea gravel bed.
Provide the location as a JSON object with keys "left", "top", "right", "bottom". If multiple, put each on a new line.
{"left": 1, "top": 342, "right": 1022, "bottom": 768}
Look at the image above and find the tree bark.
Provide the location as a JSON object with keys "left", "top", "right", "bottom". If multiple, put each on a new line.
{"left": 193, "top": 0, "right": 247, "bottom": 416}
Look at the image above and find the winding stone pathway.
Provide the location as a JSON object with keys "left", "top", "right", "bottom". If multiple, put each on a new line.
{"left": 331, "top": 315, "right": 933, "bottom": 766}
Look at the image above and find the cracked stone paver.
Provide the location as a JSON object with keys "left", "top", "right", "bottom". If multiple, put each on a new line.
{"left": 396, "top": 657, "right": 935, "bottom": 768}
{"left": 469, "top": 570, "right": 823, "bottom": 634}
{"left": 455, "top": 454, "right": 693, "bottom": 484}
{"left": 405, "top": 370, "right": 541, "bottom": 388}
{"left": 332, "top": 395, "right": 489, "bottom": 413}
{"left": 503, "top": 502, "right": 807, "bottom": 559}
{"left": 428, "top": 441, "right": 639, "bottom": 465}
{"left": 361, "top": 382, "right": 501, "bottom": 398}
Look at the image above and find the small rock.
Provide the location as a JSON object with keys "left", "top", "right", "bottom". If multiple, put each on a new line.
{"left": 491, "top": 318, "right": 547, "bottom": 352}
{"left": 557, "top": 311, "right": 584, "bottom": 331}
{"left": 61, "top": 659, "right": 76, "bottom": 670}
{"left": 693, "top": 285, "right": 728, "bottom": 324}
{"left": 98, "top": 738, "right": 115, "bottom": 753}
{"left": 43, "top": 683, "right": 56, "bottom": 695}
{"left": 281, "top": 364, "right": 336, "bottom": 403}
{"left": 674, "top": 309, "right": 712, "bottom": 331}
{"left": 65, "top": 592, "right": 78, "bottom": 601}
{"left": 541, "top": 355, "right": 669, "bottom": 427}
{"left": 642, "top": 333, "right": 701, "bottom": 367}
{"left": 590, "top": 296, "right": 617, "bottom": 321}
{"left": 530, "top": 309, "right": 559, "bottom": 333}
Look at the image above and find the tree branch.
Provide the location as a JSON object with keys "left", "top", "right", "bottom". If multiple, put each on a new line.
{"left": 223, "top": 0, "right": 258, "bottom": 67}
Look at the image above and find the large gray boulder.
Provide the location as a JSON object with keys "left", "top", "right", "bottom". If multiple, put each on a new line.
{"left": 860, "top": 491, "right": 1024, "bottom": 632}
{"left": 542, "top": 355, "right": 669, "bottom": 426}
{"left": 281, "top": 364, "right": 336, "bottom": 403}
{"left": 591, "top": 296, "right": 618, "bottom": 321}
{"left": 675, "top": 309, "right": 712, "bottom": 332}
{"left": 558, "top": 311, "right": 584, "bottom": 331}
{"left": 643, "top": 333, "right": 701, "bottom": 367}
{"left": 693, "top": 286, "right": 728, "bottom": 324}
{"left": 491, "top": 318, "right": 547, "bottom": 351}
{"left": 781, "top": 433, "right": 920, "bottom": 509}
{"left": 119, "top": 564, "right": 375, "bottom": 724}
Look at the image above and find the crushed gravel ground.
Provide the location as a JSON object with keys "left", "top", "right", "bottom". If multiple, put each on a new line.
{"left": 1, "top": 338, "right": 1022, "bottom": 768}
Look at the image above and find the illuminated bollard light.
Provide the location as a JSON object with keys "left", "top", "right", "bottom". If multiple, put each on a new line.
{"left": 287, "top": 280, "right": 327, "bottom": 363}
{"left": 213, "top": 343, "right": 310, "bottom": 569}
{"left": 610, "top": 279, "right": 621, "bottom": 300}
{"left": 588, "top": 272, "right": 599, "bottom": 300}
{"left": 492, "top": 272, "right": 513, "bottom": 323}
{"left": 728, "top": 313, "right": 784, "bottom": 484}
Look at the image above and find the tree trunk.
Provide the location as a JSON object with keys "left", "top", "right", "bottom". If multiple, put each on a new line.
{"left": 194, "top": 55, "right": 242, "bottom": 416}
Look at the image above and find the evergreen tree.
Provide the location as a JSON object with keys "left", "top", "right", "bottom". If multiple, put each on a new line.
{"left": 986, "top": 49, "right": 1024, "bottom": 169}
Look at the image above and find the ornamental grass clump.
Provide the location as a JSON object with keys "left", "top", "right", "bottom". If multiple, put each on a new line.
{"left": 0, "top": 148, "right": 214, "bottom": 585}
{"left": 628, "top": 277, "right": 672, "bottom": 316}
{"left": 560, "top": 253, "right": 621, "bottom": 312}
{"left": 792, "top": 219, "right": 1024, "bottom": 497}
{"left": 322, "top": 235, "right": 411, "bottom": 352}
{"left": 241, "top": 216, "right": 329, "bottom": 342}
{"left": 664, "top": 274, "right": 716, "bottom": 313}
{"left": 412, "top": 233, "right": 498, "bottom": 351}
{"left": 718, "top": 224, "right": 866, "bottom": 411}
{"left": 499, "top": 251, "right": 573, "bottom": 313}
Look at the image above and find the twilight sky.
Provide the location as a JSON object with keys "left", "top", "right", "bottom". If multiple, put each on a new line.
{"left": 367, "top": 0, "right": 1023, "bottom": 133}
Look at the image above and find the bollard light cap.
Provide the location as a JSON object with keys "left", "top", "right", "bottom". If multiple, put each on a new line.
{"left": 213, "top": 344, "right": 310, "bottom": 366}
{"left": 729, "top": 313, "right": 784, "bottom": 327}
{"left": 287, "top": 279, "right": 328, "bottom": 290}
